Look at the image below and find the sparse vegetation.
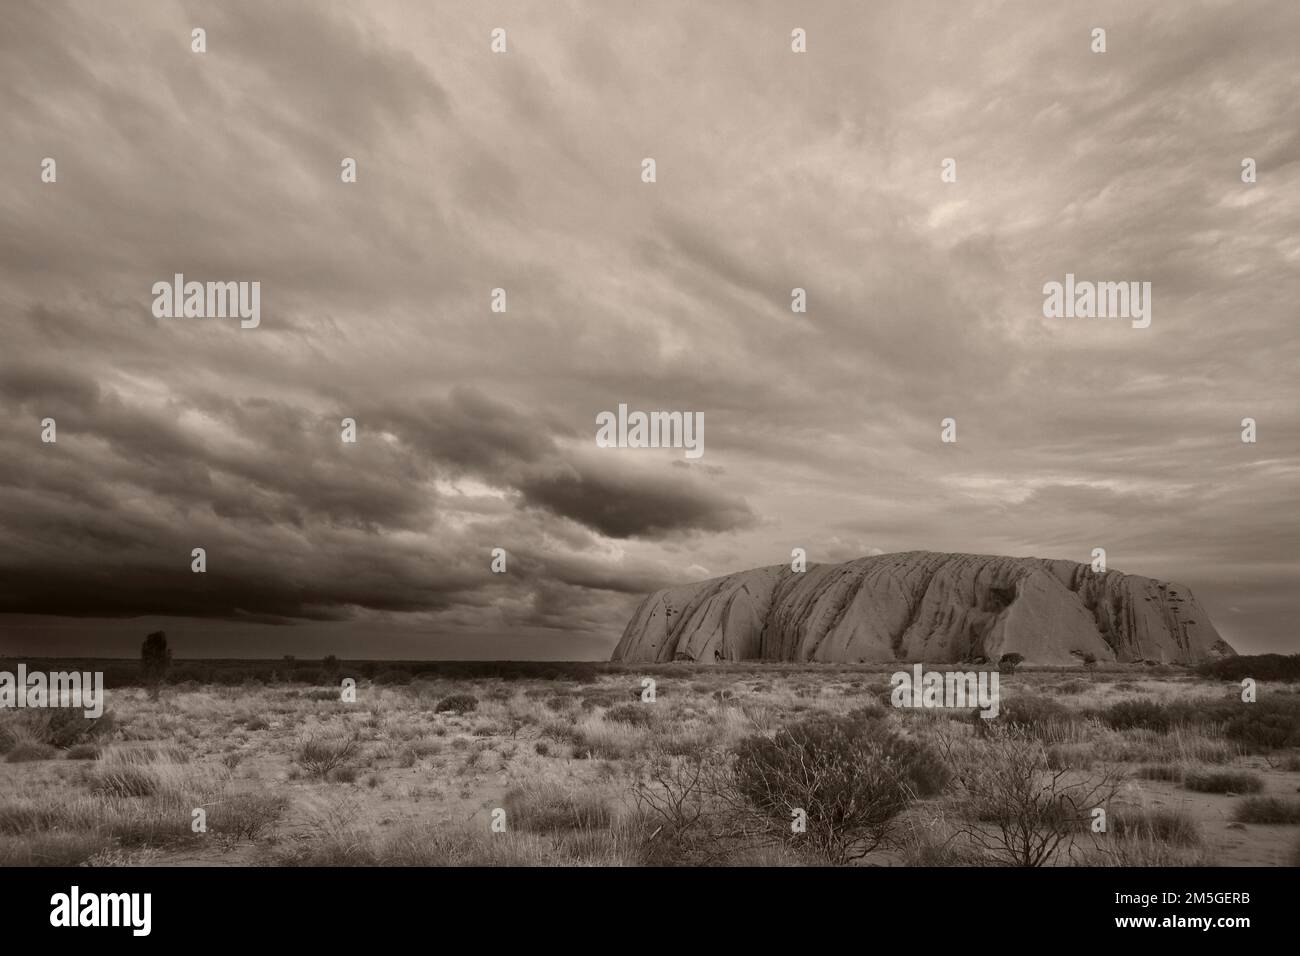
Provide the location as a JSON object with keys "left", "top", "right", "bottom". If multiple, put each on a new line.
{"left": 1109, "top": 808, "right": 1200, "bottom": 846}
{"left": 295, "top": 734, "right": 360, "bottom": 778}
{"left": 1232, "top": 797, "right": 1300, "bottom": 824}
{"left": 434, "top": 694, "right": 479, "bottom": 715}
{"left": 1184, "top": 769, "right": 1264, "bottom": 794}
{"left": 0, "top": 661, "right": 1295, "bottom": 868}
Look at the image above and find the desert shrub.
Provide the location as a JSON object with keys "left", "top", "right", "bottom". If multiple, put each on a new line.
{"left": 1046, "top": 743, "right": 1095, "bottom": 771}
{"left": 295, "top": 734, "right": 359, "bottom": 777}
{"left": 502, "top": 784, "right": 612, "bottom": 834}
{"left": 982, "top": 697, "right": 1076, "bottom": 738}
{"left": 434, "top": 694, "right": 478, "bottom": 715}
{"left": 579, "top": 689, "right": 623, "bottom": 710}
{"left": 1198, "top": 654, "right": 1300, "bottom": 682}
{"left": 847, "top": 703, "right": 887, "bottom": 722}
{"left": 1109, "top": 808, "right": 1200, "bottom": 846}
{"left": 731, "top": 715, "right": 922, "bottom": 863}
{"left": 5, "top": 741, "right": 58, "bottom": 763}
{"left": 0, "top": 801, "right": 67, "bottom": 835}
{"left": 1264, "top": 751, "right": 1300, "bottom": 772}
{"left": 1101, "top": 699, "right": 1174, "bottom": 732}
{"left": 65, "top": 743, "right": 100, "bottom": 760}
{"left": 165, "top": 666, "right": 209, "bottom": 684}
{"left": 630, "top": 749, "right": 735, "bottom": 865}
{"left": 1221, "top": 698, "right": 1300, "bottom": 751}
{"left": 329, "top": 766, "right": 360, "bottom": 784}
{"left": 1232, "top": 797, "right": 1300, "bottom": 824}
{"left": 1183, "top": 769, "right": 1263, "bottom": 794}
{"left": 896, "top": 826, "right": 975, "bottom": 866}
{"left": 998, "top": 653, "right": 1025, "bottom": 675}
{"left": 209, "top": 791, "right": 288, "bottom": 840}
{"left": 881, "top": 733, "right": 951, "bottom": 796}
{"left": 951, "top": 730, "right": 1125, "bottom": 867}
{"left": 1055, "top": 680, "right": 1089, "bottom": 695}
{"left": 0, "top": 832, "right": 114, "bottom": 867}
{"left": 604, "top": 703, "right": 655, "bottom": 727}
{"left": 93, "top": 764, "right": 158, "bottom": 797}
{"left": 534, "top": 741, "right": 550, "bottom": 757}
{"left": 1134, "top": 764, "right": 1183, "bottom": 782}
{"left": 0, "top": 708, "right": 115, "bottom": 751}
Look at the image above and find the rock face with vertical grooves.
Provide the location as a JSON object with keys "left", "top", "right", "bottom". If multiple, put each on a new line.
{"left": 610, "top": 551, "right": 1234, "bottom": 665}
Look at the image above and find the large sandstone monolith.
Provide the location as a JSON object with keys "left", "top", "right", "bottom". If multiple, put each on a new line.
{"left": 610, "top": 551, "right": 1234, "bottom": 666}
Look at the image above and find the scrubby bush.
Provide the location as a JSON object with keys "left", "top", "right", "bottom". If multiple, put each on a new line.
{"left": 434, "top": 694, "right": 478, "bottom": 715}
{"left": 1221, "top": 698, "right": 1300, "bottom": 751}
{"left": 4, "top": 741, "right": 58, "bottom": 763}
{"left": 604, "top": 703, "right": 655, "bottom": 727}
{"left": 732, "top": 715, "right": 935, "bottom": 863}
{"left": 847, "top": 703, "right": 887, "bottom": 722}
{"left": 0, "top": 709, "right": 115, "bottom": 752}
{"left": 92, "top": 762, "right": 160, "bottom": 797}
{"left": 882, "top": 733, "right": 952, "bottom": 796}
{"left": 295, "top": 734, "right": 359, "bottom": 777}
{"left": 1101, "top": 699, "right": 1174, "bottom": 732}
{"left": 984, "top": 695, "right": 1075, "bottom": 738}
{"left": 502, "top": 784, "right": 612, "bottom": 834}
{"left": 1183, "top": 769, "right": 1263, "bottom": 794}
{"left": 1198, "top": 654, "right": 1300, "bottom": 682}
{"left": 998, "top": 653, "right": 1024, "bottom": 675}
{"left": 1110, "top": 808, "right": 1200, "bottom": 846}
{"left": 1232, "top": 797, "right": 1300, "bottom": 824}
{"left": 951, "top": 730, "right": 1124, "bottom": 866}
{"left": 1134, "top": 764, "right": 1183, "bottom": 782}
{"left": 209, "top": 792, "right": 288, "bottom": 840}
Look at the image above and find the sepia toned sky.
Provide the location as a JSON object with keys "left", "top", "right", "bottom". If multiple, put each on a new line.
{"left": 1, "top": 0, "right": 1297, "bottom": 659}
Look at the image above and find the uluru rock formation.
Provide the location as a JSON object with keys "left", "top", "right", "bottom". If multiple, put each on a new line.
{"left": 610, "top": 551, "right": 1235, "bottom": 666}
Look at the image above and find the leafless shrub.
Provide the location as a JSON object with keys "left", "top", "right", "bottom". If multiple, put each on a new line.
{"left": 940, "top": 725, "right": 1124, "bottom": 866}
{"left": 295, "top": 733, "right": 359, "bottom": 778}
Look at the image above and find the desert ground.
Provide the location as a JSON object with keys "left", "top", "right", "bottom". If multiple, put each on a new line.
{"left": 2, "top": 661, "right": 1299, "bottom": 867}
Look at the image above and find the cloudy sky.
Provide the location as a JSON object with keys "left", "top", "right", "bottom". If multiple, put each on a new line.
{"left": 2, "top": 0, "right": 1297, "bottom": 659}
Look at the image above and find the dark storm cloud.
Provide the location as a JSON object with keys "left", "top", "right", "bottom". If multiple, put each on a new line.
{"left": 0, "top": 360, "right": 752, "bottom": 623}
{"left": 517, "top": 459, "right": 756, "bottom": 540}
{"left": 1, "top": 0, "right": 1297, "bottom": 657}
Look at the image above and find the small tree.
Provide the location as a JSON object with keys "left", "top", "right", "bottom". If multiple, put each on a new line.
{"left": 999, "top": 653, "right": 1025, "bottom": 675}
{"left": 321, "top": 655, "right": 340, "bottom": 679}
{"left": 141, "top": 631, "right": 171, "bottom": 694}
{"left": 1081, "top": 652, "right": 1098, "bottom": 679}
